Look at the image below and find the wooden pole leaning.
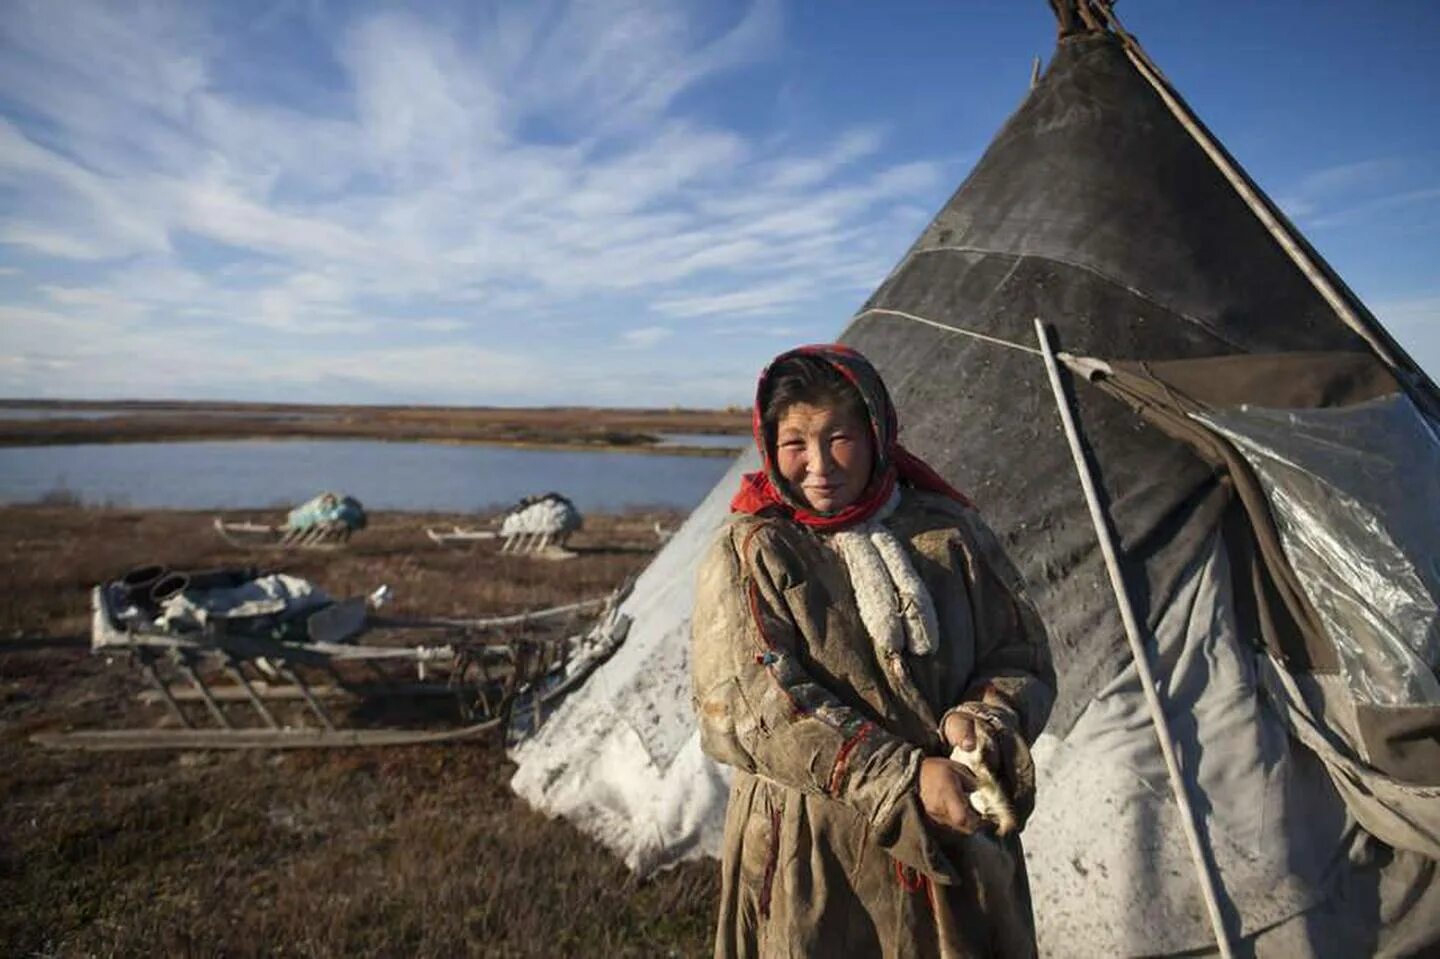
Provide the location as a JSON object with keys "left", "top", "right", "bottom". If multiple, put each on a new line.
{"left": 1087, "top": 1, "right": 1405, "bottom": 377}
{"left": 1033, "top": 319, "right": 1236, "bottom": 959}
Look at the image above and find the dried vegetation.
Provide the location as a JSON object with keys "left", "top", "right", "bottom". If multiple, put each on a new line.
{"left": 0, "top": 402, "right": 748, "bottom": 453}
{"left": 0, "top": 505, "right": 719, "bottom": 957}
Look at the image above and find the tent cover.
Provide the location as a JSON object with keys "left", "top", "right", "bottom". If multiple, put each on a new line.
{"left": 512, "top": 6, "right": 1440, "bottom": 955}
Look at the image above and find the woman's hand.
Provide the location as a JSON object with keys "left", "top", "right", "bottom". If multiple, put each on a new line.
{"left": 918, "top": 757, "right": 982, "bottom": 834}
{"left": 938, "top": 701, "right": 1036, "bottom": 835}
{"left": 941, "top": 703, "right": 1019, "bottom": 780}
{"left": 941, "top": 710, "right": 985, "bottom": 756}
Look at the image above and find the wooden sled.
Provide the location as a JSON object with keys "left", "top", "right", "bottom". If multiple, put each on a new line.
{"left": 32, "top": 585, "right": 619, "bottom": 751}
{"left": 214, "top": 517, "right": 354, "bottom": 550}
{"left": 424, "top": 525, "right": 577, "bottom": 559}
{"left": 425, "top": 525, "right": 498, "bottom": 546}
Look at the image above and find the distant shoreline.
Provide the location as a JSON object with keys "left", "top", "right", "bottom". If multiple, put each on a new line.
{"left": 0, "top": 400, "right": 751, "bottom": 457}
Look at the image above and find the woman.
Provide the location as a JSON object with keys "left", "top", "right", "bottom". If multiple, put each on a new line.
{"left": 691, "top": 344, "right": 1055, "bottom": 958}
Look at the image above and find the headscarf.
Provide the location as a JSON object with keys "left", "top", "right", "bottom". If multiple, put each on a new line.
{"left": 730, "top": 344, "right": 971, "bottom": 531}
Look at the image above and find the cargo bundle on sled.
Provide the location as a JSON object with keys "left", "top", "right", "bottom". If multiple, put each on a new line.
{"left": 214, "top": 491, "right": 367, "bottom": 550}
{"left": 425, "top": 492, "right": 582, "bottom": 558}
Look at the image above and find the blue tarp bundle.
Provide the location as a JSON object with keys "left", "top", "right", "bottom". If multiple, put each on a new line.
{"left": 286, "top": 492, "right": 367, "bottom": 532}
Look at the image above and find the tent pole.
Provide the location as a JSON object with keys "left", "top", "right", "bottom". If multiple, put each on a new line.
{"left": 1087, "top": 1, "right": 1408, "bottom": 378}
{"left": 1033, "top": 319, "right": 1236, "bottom": 959}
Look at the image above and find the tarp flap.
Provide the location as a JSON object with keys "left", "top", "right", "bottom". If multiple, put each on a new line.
{"left": 1026, "top": 531, "right": 1334, "bottom": 954}
{"left": 1198, "top": 396, "right": 1440, "bottom": 709}
{"left": 1259, "top": 663, "right": 1440, "bottom": 858}
{"left": 1084, "top": 356, "right": 1440, "bottom": 782}
{"left": 1109, "top": 351, "right": 1401, "bottom": 413}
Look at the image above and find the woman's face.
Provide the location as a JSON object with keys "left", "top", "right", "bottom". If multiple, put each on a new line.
{"left": 774, "top": 402, "right": 874, "bottom": 513}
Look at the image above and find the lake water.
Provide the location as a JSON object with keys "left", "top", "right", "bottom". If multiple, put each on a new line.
{"left": 0, "top": 440, "right": 737, "bottom": 513}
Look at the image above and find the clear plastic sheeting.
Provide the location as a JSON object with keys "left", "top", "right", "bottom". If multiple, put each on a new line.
{"left": 1197, "top": 395, "right": 1440, "bottom": 706}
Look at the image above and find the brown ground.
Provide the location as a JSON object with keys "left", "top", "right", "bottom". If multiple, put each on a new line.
{"left": 0, "top": 505, "right": 720, "bottom": 957}
{"left": 0, "top": 401, "right": 750, "bottom": 454}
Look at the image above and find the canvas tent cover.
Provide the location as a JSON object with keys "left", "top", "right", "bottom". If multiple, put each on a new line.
{"left": 512, "top": 16, "right": 1439, "bottom": 957}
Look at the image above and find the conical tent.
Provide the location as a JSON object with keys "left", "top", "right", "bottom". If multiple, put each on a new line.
{"left": 512, "top": 5, "right": 1440, "bottom": 954}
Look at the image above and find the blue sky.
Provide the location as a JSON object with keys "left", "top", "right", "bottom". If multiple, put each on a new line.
{"left": 0, "top": 0, "right": 1436, "bottom": 406}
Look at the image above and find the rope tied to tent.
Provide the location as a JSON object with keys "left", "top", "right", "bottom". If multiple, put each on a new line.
{"left": 853, "top": 308, "right": 1045, "bottom": 357}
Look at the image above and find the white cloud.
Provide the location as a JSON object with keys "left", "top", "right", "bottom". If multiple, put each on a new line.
{"left": 653, "top": 279, "right": 815, "bottom": 318}
{"left": 1279, "top": 155, "right": 1440, "bottom": 231}
{"left": 412, "top": 317, "right": 468, "bottom": 333}
{"left": 764, "top": 127, "right": 884, "bottom": 191}
{"left": 506, "top": 0, "right": 783, "bottom": 133}
{"left": 0, "top": 118, "right": 174, "bottom": 260}
{"left": 299, "top": 344, "right": 546, "bottom": 401}
{"left": 711, "top": 323, "right": 805, "bottom": 338}
{"left": 1293, "top": 158, "right": 1409, "bottom": 198}
{"left": 621, "top": 326, "right": 673, "bottom": 348}
{"left": 0, "top": 0, "right": 947, "bottom": 405}
{"left": 1308, "top": 186, "right": 1440, "bottom": 230}
{"left": 0, "top": 303, "right": 108, "bottom": 336}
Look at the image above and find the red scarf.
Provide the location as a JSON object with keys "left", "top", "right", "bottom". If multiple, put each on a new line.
{"left": 730, "top": 344, "right": 971, "bottom": 531}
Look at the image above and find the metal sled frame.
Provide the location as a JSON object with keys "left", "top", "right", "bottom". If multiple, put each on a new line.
{"left": 31, "top": 587, "right": 612, "bottom": 751}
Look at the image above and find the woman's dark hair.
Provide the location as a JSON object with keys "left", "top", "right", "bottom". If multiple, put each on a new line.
{"left": 761, "top": 355, "right": 866, "bottom": 435}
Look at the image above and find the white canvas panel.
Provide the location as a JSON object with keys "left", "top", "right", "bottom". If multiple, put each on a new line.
{"left": 508, "top": 452, "right": 754, "bottom": 873}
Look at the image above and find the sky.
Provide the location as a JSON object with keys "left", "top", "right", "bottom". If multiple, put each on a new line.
{"left": 0, "top": 0, "right": 1437, "bottom": 408}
